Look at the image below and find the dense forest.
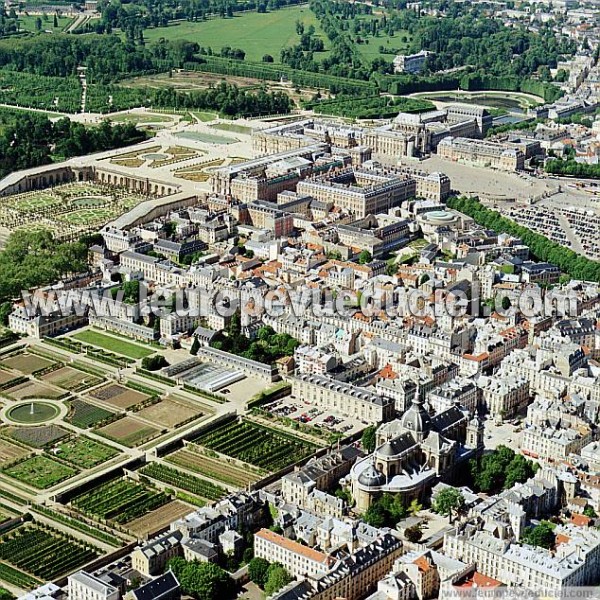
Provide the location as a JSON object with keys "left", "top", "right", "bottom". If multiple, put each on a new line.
{"left": 447, "top": 196, "right": 600, "bottom": 283}
{"left": 0, "top": 112, "right": 147, "bottom": 179}
{"left": 0, "top": 229, "right": 89, "bottom": 304}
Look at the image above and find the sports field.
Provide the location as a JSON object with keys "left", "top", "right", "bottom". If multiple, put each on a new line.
{"left": 142, "top": 5, "right": 326, "bottom": 63}
{"left": 72, "top": 330, "right": 154, "bottom": 359}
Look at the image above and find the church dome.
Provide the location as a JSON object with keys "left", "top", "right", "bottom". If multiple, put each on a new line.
{"left": 358, "top": 463, "right": 386, "bottom": 487}
{"left": 400, "top": 397, "right": 431, "bottom": 434}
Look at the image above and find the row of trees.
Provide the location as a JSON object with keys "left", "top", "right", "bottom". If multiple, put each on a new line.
{"left": 447, "top": 196, "right": 600, "bottom": 283}
{"left": 546, "top": 158, "right": 600, "bottom": 179}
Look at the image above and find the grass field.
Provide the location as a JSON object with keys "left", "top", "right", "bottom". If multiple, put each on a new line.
{"left": 15, "top": 14, "right": 73, "bottom": 34}
{"left": 142, "top": 5, "right": 325, "bottom": 63}
{"left": 192, "top": 111, "right": 217, "bottom": 122}
{"left": 55, "top": 437, "right": 118, "bottom": 469}
{"left": 211, "top": 123, "right": 253, "bottom": 135}
{"left": 72, "top": 331, "right": 154, "bottom": 359}
{"left": 107, "top": 113, "right": 175, "bottom": 124}
{"left": 3, "top": 455, "right": 76, "bottom": 489}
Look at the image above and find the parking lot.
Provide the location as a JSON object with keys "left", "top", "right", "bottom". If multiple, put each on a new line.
{"left": 262, "top": 396, "right": 366, "bottom": 438}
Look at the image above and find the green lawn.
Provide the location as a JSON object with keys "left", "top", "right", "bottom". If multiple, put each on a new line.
{"left": 142, "top": 6, "right": 326, "bottom": 63}
{"left": 192, "top": 111, "right": 218, "bottom": 122}
{"left": 106, "top": 113, "right": 174, "bottom": 124}
{"left": 211, "top": 123, "right": 253, "bottom": 135}
{"left": 354, "top": 26, "right": 413, "bottom": 63}
{"left": 72, "top": 330, "right": 154, "bottom": 359}
{"left": 15, "top": 14, "right": 73, "bottom": 34}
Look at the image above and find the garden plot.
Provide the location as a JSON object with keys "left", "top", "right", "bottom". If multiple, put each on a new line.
{"left": 54, "top": 437, "right": 119, "bottom": 469}
{"left": 66, "top": 399, "right": 116, "bottom": 428}
{"left": 2, "top": 353, "right": 55, "bottom": 375}
{"left": 135, "top": 396, "right": 204, "bottom": 428}
{"left": 0, "top": 523, "right": 99, "bottom": 581}
{"left": 70, "top": 478, "right": 169, "bottom": 525}
{"left": 89, "top": 383, "right": 150, "bottom": 410}
{"left": 191, "top": 419, "right": 319, "bottom": 473}
{"left": 0, "top": 183, "right": 147, "bottom": 241}
{"left": 7, "top": 424, "right": 69, "bottom": 448}
{"left": 126, "top": 500, "right": 194, "bottom": 537}
{"left": 95, "top": 416, "right": 160, "bottom": 447}
{"left": 4, "top": 380, "right": 65, "bottom": 401}
{"left": 3, "top": 455, "right": 77, "bottom": 489}
{"left": 0, "top": 370, "right": 16, "bottom": 385}
{"left": 0, "top": 439, "right": 31, "bottom": 467}
{"left": 166, "top": 447, "right": 258, "bottom": 488}
{"left": 42, "top": 366, "right": 103, "bottom": 392}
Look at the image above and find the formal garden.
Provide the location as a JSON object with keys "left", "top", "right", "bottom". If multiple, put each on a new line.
{"left": 108, "top": 144, "right": 203, "bottom": 169}
{"left": 0, "top": 183, "right": 146, "bottom": 240}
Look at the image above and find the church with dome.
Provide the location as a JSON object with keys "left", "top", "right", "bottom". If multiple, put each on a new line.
{"left": 348, "top": 398, "right": 485, "bottom": 511}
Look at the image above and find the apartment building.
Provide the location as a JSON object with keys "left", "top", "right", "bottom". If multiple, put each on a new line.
{"left": 131, "top": 531, "right": 183, "bottom": 576}
{"left": 437, "top": 137, "right": 525, "bottom": 171}
{"left": 476, "top": 372, "right": 530, "bottom": 421}
{"left": 291, "top": 373, "right": 395, "bottom": 424}
{"left": 68, "top": 571, "right": 121, "bottom": 600}
{"left": 444, "top": 523, "right": 600, "bottom": 591}
{"left": 255, "top": 528, "right": 334, "bottom": 579}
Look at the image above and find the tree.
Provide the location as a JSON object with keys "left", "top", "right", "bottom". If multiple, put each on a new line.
{"left": 141, "top": 355, "right": 169, "bottom": 371}
{"left": 0, "top": 302, "right": 12, "bottom": 326}
{"left": 358, "top": 250, "right": 372, "bottom": 264}
{"left": 363, "top": 501, "right": 387, "bottom": 527}
{"left": 361, "top": 425, "right": 377, "bottom": 453}
{"left": 262, "top": 54, "right": 274, "bottom": 62}
{"left": 248, "top": 557, "right": 270, "bottom": 588}
{"left": 177, "top": 561, "right": 233, "bottom": 600}
{"left": 264, "top": 564, "right": 292, "bottom": 596}
{"left": 408, "top": 498, "right": 423, "bottom": 515}
{"left": 433, "top": 488, "right": 465, "bottom": 519}
{"left": 404, "top": 524, "right": 423, "bottom": 543}
{"left": 583, "top": 505, "right": 597, "bottom": 519}
{"left": 190, "top": 336, "right": 200, "bottom": 356}
{"left": 521, "top": 521, "right": 555, "bottom": 549}
{"left": 501, "top": 296, "right": 512, "bottom": 311}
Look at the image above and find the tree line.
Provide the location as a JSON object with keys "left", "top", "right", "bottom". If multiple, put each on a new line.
{"left": 447, "top": 196, "right": 600, "bottom": 283}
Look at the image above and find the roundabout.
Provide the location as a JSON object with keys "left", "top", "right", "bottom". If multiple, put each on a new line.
{"left": 3, "top": 400, "right": 66, "bottom": 425}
